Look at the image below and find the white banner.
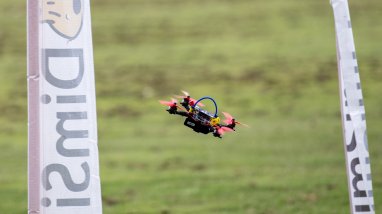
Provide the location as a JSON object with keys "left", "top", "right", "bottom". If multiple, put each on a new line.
{"left": 331, "top": 0, "right": 375, "bottom": 213}
{"left": 28, "top": 0, "right": 102, "bottom": 213}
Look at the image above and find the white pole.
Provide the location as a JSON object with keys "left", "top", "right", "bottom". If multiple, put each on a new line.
{"left": 331, "top": 0, "right": 375, "bottom": 213}
{"left": 27, "top": 0, "right": 40, "bottom": 213}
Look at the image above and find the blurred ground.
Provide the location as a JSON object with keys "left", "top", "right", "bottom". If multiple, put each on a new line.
{"left": 0, "top": 0, "right": 382, "bottom": 213}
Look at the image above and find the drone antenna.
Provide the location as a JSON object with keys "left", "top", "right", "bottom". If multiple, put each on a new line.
{"left": 193, "top": 96, "right": 218, "bottom": 117}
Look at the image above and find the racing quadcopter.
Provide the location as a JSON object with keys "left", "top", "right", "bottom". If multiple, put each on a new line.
{"left": 159, "top": 90, "right": 249, "bottom": 138}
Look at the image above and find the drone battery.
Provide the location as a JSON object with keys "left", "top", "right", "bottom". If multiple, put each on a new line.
{"left": 184, "top": 118, "right": 196, "bottom": 128}
{"left": 184, "top": 118, "right": 210, "bottom": 134}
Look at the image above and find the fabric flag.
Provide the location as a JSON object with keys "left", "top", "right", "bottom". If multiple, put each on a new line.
{"left": 27, "top": 0, "right": 102, "bottom": 213}
{"left": 331, "top": 0, "right": 375, "bottom": 213}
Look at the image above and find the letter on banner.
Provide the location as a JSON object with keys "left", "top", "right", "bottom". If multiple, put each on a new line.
{"left": 331, "top": 0, "right": 375, "bottom": 213}
{"left": 27, "top": 0, "right": 103, "bottom": 213}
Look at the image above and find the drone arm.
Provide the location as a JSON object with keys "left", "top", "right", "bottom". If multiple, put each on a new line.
{"left": 167, "top": 108, "right": 189, "bottom": 117}
{"left": 176, "top": 111, "right": 189, "bottom": 117}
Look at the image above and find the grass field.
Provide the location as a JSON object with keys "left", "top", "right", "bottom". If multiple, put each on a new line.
{"left": 1, "top": 0, "right": 382, "bottom": 213}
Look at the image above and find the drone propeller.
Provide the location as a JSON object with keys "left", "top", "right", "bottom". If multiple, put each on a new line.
{"left": 181, "top": 90, "right": 189, "bottom": 97}
{"left": 159, "top": 98, "right": 177, "bottom": 107}
{"left": 222, "top": 112, "right": 249, "bottom": 127}
{"left": 175, "top": 90, "right": 205, "bottom": 107}
{"left": 217, "top": 126, "right": 234, "bottom": 135}
{"left": 159, "top": 98, "right": 189, "bottom": 112}
{"left": 174, "top": 90, "right": 189, "bottom": 99}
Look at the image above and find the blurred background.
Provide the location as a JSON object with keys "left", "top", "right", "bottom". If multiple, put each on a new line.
{"left": 1, "top": 0, "right": 382, "bottom": 213}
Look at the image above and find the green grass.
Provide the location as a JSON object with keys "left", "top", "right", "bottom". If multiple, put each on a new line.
{"left": 1, "top": 0, "right": 382, "bottom": 213}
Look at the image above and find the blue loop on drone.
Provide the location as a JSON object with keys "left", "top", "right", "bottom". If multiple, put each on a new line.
{"left": 193, "top": 96, "right": 218, "bottom": 117}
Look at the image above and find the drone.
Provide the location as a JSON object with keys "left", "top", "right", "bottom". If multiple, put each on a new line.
{"left": 159, "top": 90, "right": 249, "bottom": 138}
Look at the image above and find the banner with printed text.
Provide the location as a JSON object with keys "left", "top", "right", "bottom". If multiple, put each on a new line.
{"left": 28, "top": 0, "right": 102, "bottom": 213}
{"left": 331, "top": 0, "right": 375, "bottom": 213}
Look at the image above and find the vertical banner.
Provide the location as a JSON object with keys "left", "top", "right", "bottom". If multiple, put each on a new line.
{"left": 27, "top": 0, "right": 102, "bottom": 213}
{"left": 331, "top": 0, "right": 375, "bottom": 213}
